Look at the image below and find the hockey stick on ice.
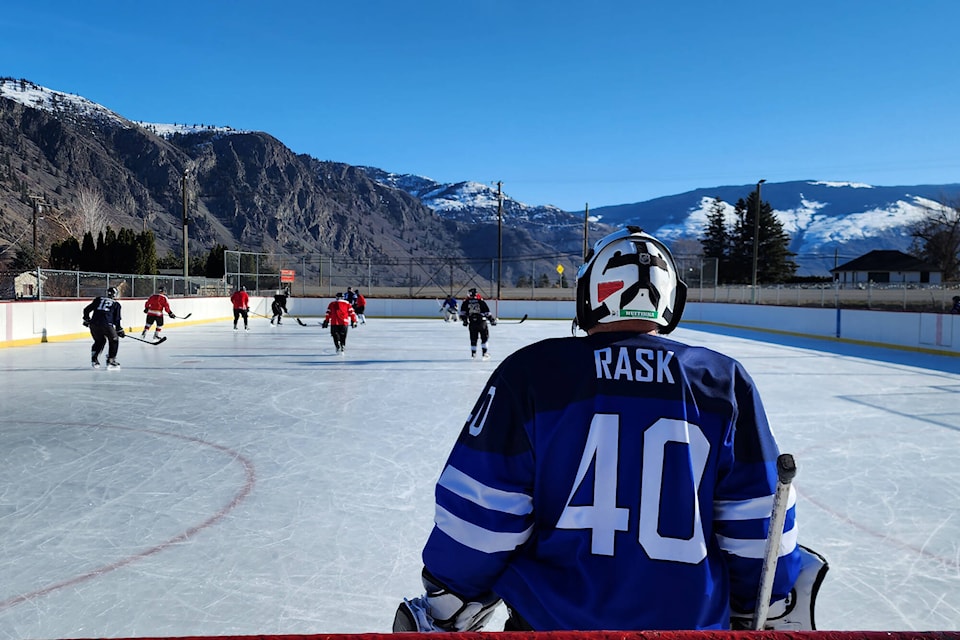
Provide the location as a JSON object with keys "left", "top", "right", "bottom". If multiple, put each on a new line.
{"left": 174, "top": 313, "right": 192, "bottom": 320}
{"left": 295, "top": 317, "right": 324, "bottom": 326}
{"left": 752, "top": 453, "right": 797, "bottom": 630}
{"left": 497, "top": 314, "right": 528, "bottom": 324}
{"left": 123, "top": 334, "right": 167, "bottom": 345}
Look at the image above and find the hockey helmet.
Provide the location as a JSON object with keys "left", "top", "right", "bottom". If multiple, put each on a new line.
{"left": 158, "top": 286, "right": 166, "bottom": 293}
{"left": 575, "top": 226, "right": 686, "bottom": 334}
{"left": 468, "top": 288, "right": 478, "bottom": 296}
{"left": 335, "top": 292, "right": 343, "bottom": 299}
{"left": 106, "top": 286, "right": 119, "bottom": 299}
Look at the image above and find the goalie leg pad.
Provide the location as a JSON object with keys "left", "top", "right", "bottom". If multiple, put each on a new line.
{"left": 731, "top": 545, "right": 830, "bottom": 630}
{"left": 392, "top": 569, "right": 501, "bottom": 632}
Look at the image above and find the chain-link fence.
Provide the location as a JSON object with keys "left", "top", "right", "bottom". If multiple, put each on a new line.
{"left": 3, "top": 260, "right": 957, "bottom": 314}
{"left": 1, "top": 269, "right": 228, "bottom": 300}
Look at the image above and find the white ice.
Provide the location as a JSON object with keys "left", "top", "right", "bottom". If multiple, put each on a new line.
{"left": 1, "top": 317, "right": 959, "bottom": 638}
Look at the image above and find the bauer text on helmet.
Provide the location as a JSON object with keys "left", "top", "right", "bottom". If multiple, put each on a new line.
{"left": 575, "top": 226, "right": 686, "bottom": 334}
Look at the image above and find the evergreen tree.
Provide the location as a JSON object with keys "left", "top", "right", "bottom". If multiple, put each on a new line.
{"left": 80, "top": 232, "right": 96, "bottom": 271}
{"left": 700, "top": 198, "right": 732, "bottom": 281}
{"left": 135, "top": 230, "right": 157, "bottom": 274}
{"left": 116, "top": 227, "right": 137, "bottom": 273}
{"left": 727, "top": 191, "right": 797, "bottom": 284}
{"left": 49, "top": 237, "right": 81, "bottom": 270}
{"left": 204, "top": 244, "right": 227, "bottom": 278}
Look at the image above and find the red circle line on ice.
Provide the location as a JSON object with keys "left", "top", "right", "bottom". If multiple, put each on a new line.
{"left": 0, "top": 420, "right": 256, "bottom": 612}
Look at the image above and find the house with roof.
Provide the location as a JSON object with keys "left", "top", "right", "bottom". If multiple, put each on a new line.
{"left": 830, "top": 250, "right": 941, "bottom": 286}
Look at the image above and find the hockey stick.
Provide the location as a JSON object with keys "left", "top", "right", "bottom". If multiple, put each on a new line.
{"left": 123, "top": 334, "right": 167, "bottom": 345}
{"left": 174, "top": 313, "right": 192, "bottom": 320}
{"left": 497, "top": 314, "right": 528, "bottom": 325}
{"left": 752, "top": 453, "right": 797, "bottom": 630}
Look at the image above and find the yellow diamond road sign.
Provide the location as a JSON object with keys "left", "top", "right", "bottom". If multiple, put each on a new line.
{"left": 556, "top": 264, "right": 564, "bottom": 274}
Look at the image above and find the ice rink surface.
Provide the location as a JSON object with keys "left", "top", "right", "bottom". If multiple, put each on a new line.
{"left": 1, "top": 314, "right": 959, "bottom": 638}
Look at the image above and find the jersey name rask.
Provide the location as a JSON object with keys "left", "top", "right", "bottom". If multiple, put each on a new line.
{"left": 594, "top": 346, "right": 675, "bottom": 383}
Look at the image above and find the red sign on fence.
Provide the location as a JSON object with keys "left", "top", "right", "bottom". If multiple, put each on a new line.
{"left": 280, "top": 269, "right": 296, "bottom": 283}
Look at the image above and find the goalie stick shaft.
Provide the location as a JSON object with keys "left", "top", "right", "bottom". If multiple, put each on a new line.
{"left": 752, "top": 453, "right": 797, "bottom": 630}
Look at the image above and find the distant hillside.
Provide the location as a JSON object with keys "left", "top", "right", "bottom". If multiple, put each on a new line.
{"left": 588, "top": 181, "right": 960, "bottom": 275}
{"left": 3, "top": 77, "right": 958, "bottom": 283}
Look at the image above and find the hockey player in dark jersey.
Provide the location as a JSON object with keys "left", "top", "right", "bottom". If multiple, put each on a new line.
{"left": 458, "top": 288, "right": 496, "bottom": 359}
{"left": 83, "top": 286, "right": 125, "bottom": 369}
{"left": 394, "top": 227, "right": 826, "bottom": 632}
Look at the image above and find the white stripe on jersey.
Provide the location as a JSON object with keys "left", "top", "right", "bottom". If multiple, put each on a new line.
{"left": 716, "top": 520, "right": 799, "bottom": 559}
{"left": 439, "top": 466, "right": 533, "bottom": 516}
{"left": 714, "top": 486, "right": 797, "bottom": 521}
{"left": 435, "top": 505, "right": 533, "bottom": 554}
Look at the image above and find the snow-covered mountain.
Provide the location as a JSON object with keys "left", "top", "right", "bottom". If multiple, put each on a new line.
{"left": 362, "top": 164, "right": 960, "bottom": 276}
{"left": 359, "top": 166, "right": 587, "bottom": 228}
{"left": 587, "top": 181, "right": 960, "bottom": 276}
{"left": 5, "top": 76, "right": 959, "bottom": 279}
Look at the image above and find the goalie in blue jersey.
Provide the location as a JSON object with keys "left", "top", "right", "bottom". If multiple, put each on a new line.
{"left": 394, "top": 227, "right": 827, "bottom": 632}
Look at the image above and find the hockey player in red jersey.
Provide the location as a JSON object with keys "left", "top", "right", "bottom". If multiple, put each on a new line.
{"left": 322, "top": 292, "right": 358, "bottom": 354}
{"left": 142, "top": 286, "right": 176, "bottom": 339}
{"left": 230, "top": 286, "right": 250, "bottom": 331}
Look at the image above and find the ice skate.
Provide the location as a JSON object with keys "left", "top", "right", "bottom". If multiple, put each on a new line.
{"left": 106, "top": 358, "right": 120, "bottom": 370}
{"left": 92, "top": 359, "right": 100, "bottom": 369}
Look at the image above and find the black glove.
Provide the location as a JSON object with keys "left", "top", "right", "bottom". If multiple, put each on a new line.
{"left": 143, "top": 308, "right": 149, "bottom": 314}
{"left": 462, "top": 319, "right": 468, "bottom": 326}
{"left": 322, "top": 320, "right": 329, "bottom": 329}
{"left": 351, "top": 322, "right": 357, "bottom": 328}
{"left": 169, "top": 312, "right": 176, "bottom": 319}
{"left": 489, "top": 317, "right": 497, "bottom": 326}
{"left": 82, "top": 319, "right": 90, "bottom": 327}
{"left": 117, "top": 328, "right": 126, "bottom": 338}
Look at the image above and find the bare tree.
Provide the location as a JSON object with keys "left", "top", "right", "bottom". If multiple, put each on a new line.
{"left": 910, "top": 198, "right": 960, "bottom": 281}
{"left": 73, "top": 187, "right": 109, "bottom": 238}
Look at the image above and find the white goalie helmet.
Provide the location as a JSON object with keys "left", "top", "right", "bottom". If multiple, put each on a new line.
{"left": 575, "top": 226, "right": 687, "bottom": 334}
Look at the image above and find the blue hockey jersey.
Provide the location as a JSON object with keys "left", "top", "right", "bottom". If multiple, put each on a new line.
{"left": 421, "top": 330, "right": 800, "bottom": 630}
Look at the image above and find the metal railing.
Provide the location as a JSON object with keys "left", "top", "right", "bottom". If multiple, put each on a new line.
{"left": 2, "top": 268, "right": 957, "bottom": 314}
{"left": 2, "top": 269, "right": 229, "bottom": 300}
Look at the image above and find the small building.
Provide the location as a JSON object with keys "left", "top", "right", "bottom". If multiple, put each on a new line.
{"left": 831, "top": 250, "right": 941, "bottom": 286}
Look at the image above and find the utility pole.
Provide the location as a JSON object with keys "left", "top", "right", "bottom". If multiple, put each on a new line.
{"left": 496, "top": 181, "right": 503, "bottom": 300}
{"left": 583, "top": 203, "right": 589, "bottom": 260}
{"left": 751, "top": 179, "right": 766, "bottom": 304}
{"left": 181, "top": 169, "right": 190, "bottom": 283}
{"left": 28, "top": 195, "right": 45, "bottom": 266}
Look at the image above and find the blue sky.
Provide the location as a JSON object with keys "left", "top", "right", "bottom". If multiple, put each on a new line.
{"left": 3, "top": 1, "right": 959, "bottom": 212}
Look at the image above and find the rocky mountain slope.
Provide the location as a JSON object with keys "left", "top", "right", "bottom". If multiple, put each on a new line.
{"left": 3, "top": 77, "right": 958, "bottom": 282}
{"left": 0, "top": 78, "right": 605, "bottom": 287}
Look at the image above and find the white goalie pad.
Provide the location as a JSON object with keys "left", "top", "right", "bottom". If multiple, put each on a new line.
{"left": 732, "top": 545, "right": 830, "bottom": 630}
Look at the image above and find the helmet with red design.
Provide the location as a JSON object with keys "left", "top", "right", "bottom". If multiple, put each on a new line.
{"left": 575, "top": 226, "right": 686, "bottom": 334}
